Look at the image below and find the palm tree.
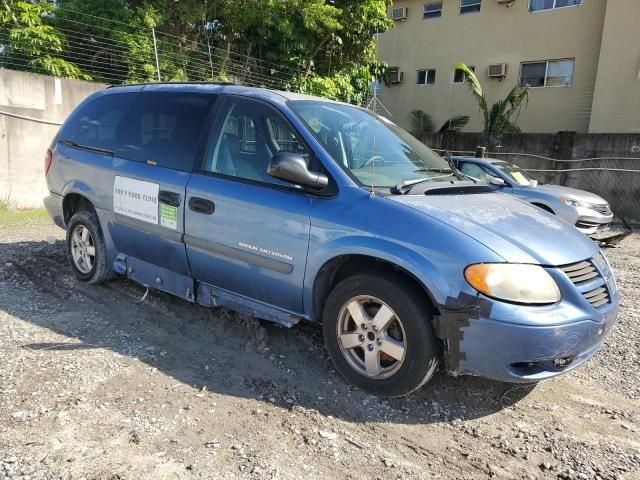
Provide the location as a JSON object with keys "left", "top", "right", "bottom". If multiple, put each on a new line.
{"left": 453, "top": 63, "right": 530, "bottom": 133}
{"left": 409, "top": 110, "right": 470, "bottom": 138}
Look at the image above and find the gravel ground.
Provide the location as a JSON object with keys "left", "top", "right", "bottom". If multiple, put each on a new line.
{"left": 0, "top": 212, "right": 638, "bottom": 480}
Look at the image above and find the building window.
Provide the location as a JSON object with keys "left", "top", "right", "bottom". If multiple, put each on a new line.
{"left": 460, "top": 0, "right": 481, "bottom": 15}
{"left": 423, "top": 2, "right": 443, "bottom": 20}
{"left": 520, "top": 59, "right": 575, "bottom": 87}
{"left": 529, "top": 0, "right": 582, "bottom": 13}
{"left": 454, "top": 66, "right": 475, "bottom": 83}
{"left": 417, "top": 69, "right": 436, "bottom": 85}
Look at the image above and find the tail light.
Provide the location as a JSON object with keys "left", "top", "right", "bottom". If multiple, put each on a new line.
{"left": 44, "top": 149, "right": 53, "bottom": 175}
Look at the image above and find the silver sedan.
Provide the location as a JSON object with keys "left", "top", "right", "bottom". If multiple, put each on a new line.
{"left": 453, "top": 156, "right": 614, "bottom": 235}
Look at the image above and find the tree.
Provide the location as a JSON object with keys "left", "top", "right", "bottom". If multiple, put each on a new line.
{"left": 2, "top": 0, "right": 393, "bottom": 104}
{"left": 0, "top": 0, "right": 89, "bottom": 79}
{"left": 409, "top": 110, "right": 470, "bottom": 138}
{"left": 454, "top": 62, "right": 530, "bottom": 133}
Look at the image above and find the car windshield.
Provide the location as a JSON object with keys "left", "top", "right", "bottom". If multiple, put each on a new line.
{"left": 289, "top": 100, "right": 454, "bottom": 188}
{"left": 494, "top": 162, "right": 538, "bottom": 186}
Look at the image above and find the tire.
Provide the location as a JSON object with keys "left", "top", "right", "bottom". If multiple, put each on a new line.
{"left": 322, "top": 273, "right": 440, "bottom": 398}
{"left": 66, "top": 210, "right": 113, "bottom": 284}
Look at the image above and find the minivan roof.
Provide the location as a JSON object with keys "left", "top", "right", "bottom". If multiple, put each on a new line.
{"left": 105, "top": 82, "right": 344, "bottom": 104}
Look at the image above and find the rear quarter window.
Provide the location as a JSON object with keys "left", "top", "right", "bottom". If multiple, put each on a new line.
{"left": 60, "top": 91, "right": 216, "bottom": 172}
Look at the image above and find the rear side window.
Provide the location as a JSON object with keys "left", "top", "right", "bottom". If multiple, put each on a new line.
{"left": 61, "top": 92, "right": 216, "bottom": 172}
{"left": 60, "top": 94, "right": 129, "bottom": 151}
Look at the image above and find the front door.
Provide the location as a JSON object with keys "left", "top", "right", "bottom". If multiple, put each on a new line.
{"left": 185, "top": 96, "right": 314, "bottom": 313}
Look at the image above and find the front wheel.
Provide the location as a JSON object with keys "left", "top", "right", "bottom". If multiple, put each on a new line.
{"left": 322, "top": 273, "right": 440, "bottom": 398}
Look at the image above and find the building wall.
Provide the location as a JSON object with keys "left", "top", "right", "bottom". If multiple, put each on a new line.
{"left": 377, "top": 0, "right": 608, "bottom": 134}
{"left": 589, "top": 0, "right": 640, "bottom": 133}
{"left": 0, "top": 69, "right": 106, "bottom": 208}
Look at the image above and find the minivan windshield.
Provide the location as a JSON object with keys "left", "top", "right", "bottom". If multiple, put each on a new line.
{"left": 289, "top": 101, "right": 454, "bottom": 188}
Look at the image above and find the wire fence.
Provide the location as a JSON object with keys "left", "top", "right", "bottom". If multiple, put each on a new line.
{"left": 0, "top": 10, "right": 303, "bottom": 91}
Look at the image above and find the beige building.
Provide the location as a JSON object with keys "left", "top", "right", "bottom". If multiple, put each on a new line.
{"left": 376, "top": 0, "right": 640, "bottom": 134}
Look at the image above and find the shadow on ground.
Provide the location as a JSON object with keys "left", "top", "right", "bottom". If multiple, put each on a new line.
{"left": 0, "top": 239, "right": 535, "bottom": 426}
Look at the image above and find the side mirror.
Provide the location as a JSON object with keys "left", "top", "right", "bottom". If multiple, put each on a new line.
{"left": 490, "top": 177, "right": 507, "bottom": 187}
{"left": 267, "top": 152, "right": 329, "bottom": 190}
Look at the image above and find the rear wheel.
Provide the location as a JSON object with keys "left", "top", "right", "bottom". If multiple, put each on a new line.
{"left": 322, "top": 273, "right": 440, "bottom": 398}
{"left": 66, "top": 210, "right": 112, "bottom": 284}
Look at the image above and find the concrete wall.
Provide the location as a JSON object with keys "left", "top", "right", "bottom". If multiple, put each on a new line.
{"left": 377, "top": 0, "right": 607, "bottom": 134}
{"left": 589, "top": 0, "right": 640, "bottom": 133}
{"left": 422, "top": 131, "right": 640, "bottom": 221}
{"left": 0, "top": 69, "right": 107, "bottom": 208}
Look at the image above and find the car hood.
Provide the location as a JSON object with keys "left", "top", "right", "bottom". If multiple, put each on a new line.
{"left": 388, "top": 192, "right": 597, "bottom": 265}
{"left": 530, "top": 184, "right": 607, "bottom": 204}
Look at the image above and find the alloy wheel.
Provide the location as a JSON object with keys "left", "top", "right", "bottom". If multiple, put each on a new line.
{"left": 336, "top": 295, "right": 407, "bottom": 379}
{"left": 70, "top": 224, "right": 96, "bottom": 274}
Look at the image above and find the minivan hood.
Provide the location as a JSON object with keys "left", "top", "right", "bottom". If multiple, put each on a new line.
{"left": 532, "top": 184, "right": 608, "bottom": 204}
{"left": 389, "top": 192, "right": 597, "bottom": 265}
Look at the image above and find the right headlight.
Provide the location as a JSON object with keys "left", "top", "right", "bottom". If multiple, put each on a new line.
{"left": 464, "top": 263, "right": 561, "bottom": 305}
{"left": 559, "top": 196, "right": 588, "bottom": 208}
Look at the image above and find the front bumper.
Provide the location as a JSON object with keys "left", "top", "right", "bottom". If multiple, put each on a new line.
{"left": 557, "top": 204, "right": 613, "bottom": 234}
{"left": 434, "top": 267, "right": 619, "bottom": 383}
{"left": 44, "top": 192, "right": 65, "bottom": 229}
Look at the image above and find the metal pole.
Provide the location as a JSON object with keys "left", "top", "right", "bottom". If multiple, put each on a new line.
{"left": 206, "top": 37, "right": 215, "bottom": 79}
{"left": 152, "top": 27, "right": 161, "bottom": 82}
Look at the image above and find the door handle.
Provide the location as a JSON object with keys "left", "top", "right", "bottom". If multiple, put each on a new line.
{"left": 159, "top": 190, "right": 181, "bottom": 207}
{"left": 188, "top": 197, "right": 215, "bottom": 215}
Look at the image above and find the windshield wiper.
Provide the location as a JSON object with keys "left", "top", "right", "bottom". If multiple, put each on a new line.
{"left": 60, "top": 140, "right": 114, "bottom": 156}
{"left": 391, "top": 177, "right": 432, "bottom": 194}
{"left": 390, "top": 172, "right": 459, "bottom": 195}
{"left": 441, "top": 152, "right": 478, "bottom": 184}
{"left": 415, "top": 167, "right": 454, "bottom": 174}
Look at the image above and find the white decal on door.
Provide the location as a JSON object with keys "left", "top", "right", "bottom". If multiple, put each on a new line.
{"left": 238, "top": 242, "right": 294, "bottom": 262}
{"left": 113, "top": 176, "right": 159, "bottom": 224}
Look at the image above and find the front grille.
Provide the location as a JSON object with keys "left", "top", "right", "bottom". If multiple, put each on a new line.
{"left": 582, "top": 286, "right": 610, "bottom": 308}
{"left": 560, "top": 260, "right": 611, "bottom": 308}
{"left": 575, "top": 220, "right": 601, "bottom": 229}
{"left": 561, "top": 261, "right": 599, "bottom": 283}
{"left": 591, "top": 204, "right": 611, "bottom": 215}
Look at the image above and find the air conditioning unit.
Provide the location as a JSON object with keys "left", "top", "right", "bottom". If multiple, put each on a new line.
{"left": 391, "top": 7, "right": 408, "bottom": 21}
{"left": 488, "top": 63, "right": 508, "bottom": 78}
{"left": 389, "top": 68, "right": 404, "bottom": 84}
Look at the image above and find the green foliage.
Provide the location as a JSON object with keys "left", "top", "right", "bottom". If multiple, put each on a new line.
{"left": 0, "top": 1, "right": 89, "bottom": 80}
{"left": 0, "top": 194, "right": 10, "bottom": 212}
{"left": 409, "top": 110, "right": 470, "bottom": 138}
{"left": 454, "top": 63, "right": 530, "bottom": 133}
{"left": 409, "top": 110, "right": 436, "bottom": 138}
{"left": 1, "top": 0, "right": 392, "bottom": 102}
{"left": 0, "top": 207, "right": 49, "bottom": 225}
{"left": 439, "top": 114, "right": 470, "bottom": 133}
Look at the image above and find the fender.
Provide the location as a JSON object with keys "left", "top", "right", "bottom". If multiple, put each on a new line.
{"left": 61, "top": 179, "right": 100, "bottom": 210}
{"left": 303, "top": 235, "right": 458, "bottom": 320}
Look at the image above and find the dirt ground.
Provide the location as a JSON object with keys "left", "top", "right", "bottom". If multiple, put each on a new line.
{"left": 0, "top": 211, "right": 638, "bottom": 480}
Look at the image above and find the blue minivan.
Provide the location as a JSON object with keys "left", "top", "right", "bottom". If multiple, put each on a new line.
{"left": 44, "top": 83, "right": 619, "bottom": 397}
